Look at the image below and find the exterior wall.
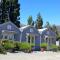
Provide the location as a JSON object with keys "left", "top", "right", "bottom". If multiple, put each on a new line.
{"left": 0, "top": 22, "right": 21, "bottom": 41}
{"left": 35, "top": 35, "right": 40, "bottom": 50}
{"left": 59, "top": 40, "right": 60, "bottom": 46}
{"left": 21, "top": 27, "right": 40, "bottom": 41}
{"left": 40, "top": 29, "right": 56, "bottom": 50}
{"left": 20, "top": 26, "right": 40, "bottom": 50}
{"left": 0, "top": 22, "right": 56, "bottom": 50}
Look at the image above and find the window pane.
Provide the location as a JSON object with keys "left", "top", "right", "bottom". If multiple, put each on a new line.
{"left": 5, "top": 36, "right": 7, "bottom": 39}
{"left": 31, "top": 36, "right": 34, "bottom": 43}
{"left": 7, "top": 25, "right": 11, "bottom": 30}
{"left": 28, "top": 35, "right": 30, "bottom": 43}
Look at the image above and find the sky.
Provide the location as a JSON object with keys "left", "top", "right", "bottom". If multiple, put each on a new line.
{"left": 19, "top": 0, "right": 60, "bottom": 26}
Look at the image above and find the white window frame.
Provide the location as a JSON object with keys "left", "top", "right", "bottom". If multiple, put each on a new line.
{"left": 7, "top": 25, "right": 11, "bottom": 30}
{"left": 30, "top": 28, "right": 33, "bottom": 32}
{"left": 26, "top": 33, "right": 35, "bottom": 45}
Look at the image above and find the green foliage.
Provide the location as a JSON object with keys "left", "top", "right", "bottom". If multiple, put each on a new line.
{"left": 40, "top": 43, "right": 47, "bottom": 49}
{"left": 20, "top": 42, "right": 31, "bottom": 52}
{"left": 52, "top": 25, "right": 58, "bottom": 40}
{"left": 14, "top": 42, "right": 21, "bottom": 51}
{"left": 58, "top": 46, "right": 60, "bottom": 50}
{"left": 31, "top": 43, "right": 35, "bottom": 47}
{"left": 50, "top": 44, "right": 58, "bottom": 51}
{"left": 0, "top": 44, "right": 6, "bottom": 54}
{"left": 35, "top": 13, "right": 43, "bottom": 29}
{"left": 20, "top": 42, "right": 31, "bottom": 50}
{"left": 44, "top": 22, "right": 51, "bottom": 29}
{"left": 2, "top": 40, "right": 15, "bottom": 50}
{"left": 0, "top": 0, "right": 20, "bottom": 27}
{"left": 27, "top": 16, "right": 34, "bottom": 26}
{"left": 0, "top": 40, "right": 34, "bottom": 53}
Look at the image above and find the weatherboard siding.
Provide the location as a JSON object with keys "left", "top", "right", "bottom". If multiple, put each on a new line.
{"left": 0, "top": 21, "right": 21, "bottom": 41}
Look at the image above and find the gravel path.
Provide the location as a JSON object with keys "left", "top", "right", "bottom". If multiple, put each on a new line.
{"left": 0, "top": 51, "right": 60, "bottom": 60}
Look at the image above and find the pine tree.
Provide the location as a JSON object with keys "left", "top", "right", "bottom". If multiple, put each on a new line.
{"left": 35, "top": 13, "right": 43, "bottom": 29}
{"left": 27, "top": 16, "right": 34, "bottom": 26}
{"left": 0, "top": 0, "right": 20, "bottom": 27}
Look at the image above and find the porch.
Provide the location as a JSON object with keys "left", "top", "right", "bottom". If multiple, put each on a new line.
{"left": 1, "top": 30, "right": 16, "bottom": 40}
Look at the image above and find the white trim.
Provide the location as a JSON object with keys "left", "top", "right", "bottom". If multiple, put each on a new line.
{"left": 26, "top": 33, "right": 29, "bottom": 43}
{"left": 20, "top": 32, "right": 22, "bottom": 43}
{"left": 47, "top": 37, "right": 50, "bottom": 50}
{"left": 30, "top": 35, "right": 32, "bottom": 45}
{"left": 26, "top": 34, "right": 35, "bottom": 47}
{"left": 33, "top": 35, "right": 35, "bottom": 49}
{"left": 40, "top": 36, "right": 41, "bottom": 46}
{"left": 2, "top": 33, "right": 15, "bottom": 40}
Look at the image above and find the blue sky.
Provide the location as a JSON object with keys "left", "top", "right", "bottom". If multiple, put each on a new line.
{"left": 19, "top": 0, "right": 60, "bottom": 26}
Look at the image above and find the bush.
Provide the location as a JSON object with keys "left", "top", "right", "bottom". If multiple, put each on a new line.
{"left": 14, "top": 42, "right": 21, "bottom": 51}
{"left": 20, "top": 42, "right": 31, "bottom": 53}
{"left": 2, "top": 40, "right": 15, "bottom": 51}
{"left": 58, "top": 46, "right": 60, "bottom": 50}
{"left": 0, "top": 45, "right": 6, "bottom": 54}
{"left": 40, "top": 43, "right": 47, "bottom": 49}
{"left": 0, "top": 40, "right": 34, "bottom": 53}
{"left": 50, "top": 44, "right": 58, "bottom": 52}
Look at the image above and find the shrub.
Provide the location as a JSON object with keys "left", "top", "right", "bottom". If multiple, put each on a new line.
{"left": 40, "top": 43, "right": 47, "bottom": 49}
{"left": 20, "top": 42, "right": 31, "bottom": 53}
{"left": 50, "top": 44, "right": 58, "bottom": 52}
{"left": 2, "top": 40, "right": 15, "bottom": 51}
{"left": 0, "top": 44, "right": 6, "bottom": 54}
{"left": 31, "top": 43, "right": 35, "bottom": 51}
{"left": 58, "top": 46, "right": 60, "bottom": 50}
{"left": 14, "top": 42, "right": 21, "bottom": 51}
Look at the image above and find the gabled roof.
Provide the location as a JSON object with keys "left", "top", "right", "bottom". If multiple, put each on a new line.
{"left": 38, "top": 28, "right": 56, "bottom": 36}
{"left": 20, "top": 23, "right": 26, "bottom": 27}
{"left": 38, "top": 28, "right": 47, "bottom": 34}
{"left": 0, "top": 21, "right": 11, "bottom": 27}
{"left": 19, "top": 25, "right": 40, "bottom": 35}
{"left": 19, "top": 25, "right": 31, "bottom": 32}
{"left": 0, "top": 21, "right": 20, "bottom": 31}
{"left": 38, "top": 28, "right": 47, "bottom": 32}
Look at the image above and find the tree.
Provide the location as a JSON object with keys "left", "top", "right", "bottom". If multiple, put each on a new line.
{"left": 0, "top": 0, "right": 20, "bottom": 27}
{"left": 44, "top": 22, "right": 52, "bottom": 29}
{"left": 52, "top": 25, "right": 57, "bottom": 33}
{"left": 27, "top": 16, "right": 34, "bottom": 26}
{"left": 52, "top": 25, "right": 59, "bottom": 40}
{"left": 35, "top": 13, "right": 43, "bottom": 29}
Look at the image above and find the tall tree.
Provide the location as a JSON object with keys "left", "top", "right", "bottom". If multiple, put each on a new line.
{"left": 35, "top": 13, "right": 43, "bottom": 29}
{"left": 0, "top": 0, "right": 20, "bottom": 27}
{"left": 44, "top": 22, "right": 52, "bottom": 29}
{"left": 52, "top": 25, "right": 59, "bottom": 40}
{"left": 27, "top": 16, "right": 34, "bottom": 26}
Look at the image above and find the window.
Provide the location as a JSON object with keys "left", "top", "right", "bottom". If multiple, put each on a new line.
{"left": 9, "top": 35, "right": 14, "bottom": 40}
{"left": 7, "top": 25, "right": 11, "bottom": 30}
{"left": 27, "top": 35, "right": 34, "bottom": 44}
{"left": 46, "top": 38, "right": 48, "bottom": 43}
{"left": 5, "top": 36, "right": 7, "bottom": 39}
{"left": 30, "top": 28, "right": 33, "bottom": 32}
{"left": 27, "top": 35, "right": 30, "bottom": 43}
{"left": 31, "top": 36, "right": 34, "bottom": 43}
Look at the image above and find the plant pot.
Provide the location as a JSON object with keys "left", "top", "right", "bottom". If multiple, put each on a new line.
{"left": 41, "top": 48, "right": 45, "bottom": 52}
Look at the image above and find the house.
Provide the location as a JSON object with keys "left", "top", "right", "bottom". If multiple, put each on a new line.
{"left": 0, "top": 21, "right": 56, "bottom": 50}
{"left": 0, "top": 21, "right": 40, "bottom": 50}
{"left": 38, "top": 28, "right": 56, "bottom": 50}
{"left": 0, "top": 21, "right": 21, "bottom": 41}
{"left": 20, "top": 25, "right": 40, "bottom": 50}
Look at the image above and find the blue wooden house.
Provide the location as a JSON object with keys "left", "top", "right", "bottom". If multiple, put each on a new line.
{"left": 0, "top": 21, "right": 56, "bottom": 50}
{"left": 38, "top": 28, "right": 56, "bottom": 50}
{"left": 0, "top": 21, "right": 21, "bottom": 41}
{"left": 20, "top": 25, "right": 40, "bottom": 50}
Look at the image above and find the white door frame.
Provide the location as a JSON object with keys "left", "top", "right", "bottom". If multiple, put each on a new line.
{"left": 26, "top": 34, "right": 35, "bottom": 46}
